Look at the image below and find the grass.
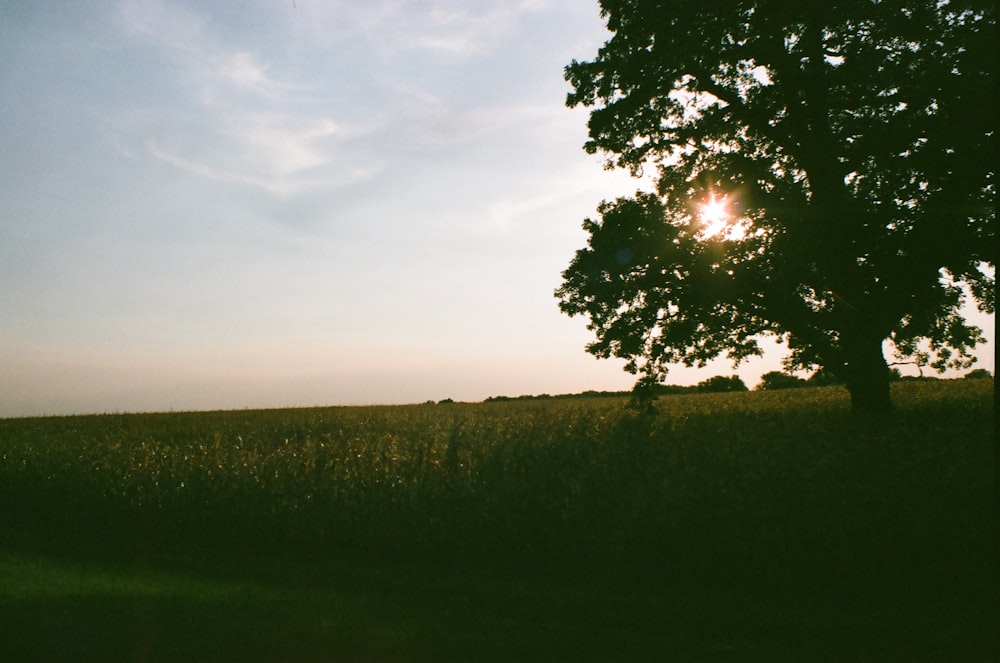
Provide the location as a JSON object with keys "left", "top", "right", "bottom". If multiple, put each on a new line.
{"left": 0, "top": 380, "right": 994, "bottom": 661}
{"left": 1, "top": 551, "right": 732, "bottom": 661}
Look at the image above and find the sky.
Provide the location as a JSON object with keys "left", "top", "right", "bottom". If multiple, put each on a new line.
{"left": 1, "top": 0, "right": 994, "bottom": 417}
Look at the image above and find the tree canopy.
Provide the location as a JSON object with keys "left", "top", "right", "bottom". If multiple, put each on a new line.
{"left": 756, "top": 371, "right": 808, "bottom": 391}
{"left": 556, "top": 0, "right": 995, "bottom": 413}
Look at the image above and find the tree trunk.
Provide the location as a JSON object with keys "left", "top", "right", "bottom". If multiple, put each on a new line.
{"left": 842, "top": 332, "right": 893, "bottom": 416}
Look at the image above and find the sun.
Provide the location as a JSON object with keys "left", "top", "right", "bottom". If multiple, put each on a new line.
{"left": 698, "top": 193, "right": 730, "bottom": 238}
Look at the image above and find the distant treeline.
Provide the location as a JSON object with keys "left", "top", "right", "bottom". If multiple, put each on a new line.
{"left": 483, "top": 368, "right": 992, "bottom": 403}
{"left": 485, "top": 375, "right": 753, "bottom": 402}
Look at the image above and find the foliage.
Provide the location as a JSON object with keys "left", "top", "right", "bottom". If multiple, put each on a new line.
{"left": 807, "top": 369, "right": 843, "bottom": 386}
{"left": 695, "top": 374, "right": 749, "bottom": 393}
{"left": 756, "top": 370, "right": 807, "bottom": 391}
{"left": 964, "top": 368, "right": 993, "bottom": 379}
{"left": 557, "top": 0, "right": 995, "bottom": 414}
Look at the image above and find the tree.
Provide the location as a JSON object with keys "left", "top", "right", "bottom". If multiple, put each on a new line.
{"left": 556, "top": 0, "right": 995, "bottom": 414}
{"left": 696, "top": 374, "right": 749, "bottom": 393}
{"left": 756, "top": 371, "right": 807, "bottom": 391}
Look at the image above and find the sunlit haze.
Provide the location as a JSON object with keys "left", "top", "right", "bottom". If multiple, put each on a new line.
{"left": 1, "top": 1, "right": 993, "bottom": 417}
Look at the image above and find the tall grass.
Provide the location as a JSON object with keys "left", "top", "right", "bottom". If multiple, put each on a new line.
{"left": 1, "top": 380, "right": 993, "bottom": 606}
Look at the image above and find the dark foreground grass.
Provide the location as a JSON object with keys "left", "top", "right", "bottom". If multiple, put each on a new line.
{"left": 0, "top": 380, "right": 994, "bottom": 660}
{"left": 1, "top": 550, "right": 760, "bottom": 662}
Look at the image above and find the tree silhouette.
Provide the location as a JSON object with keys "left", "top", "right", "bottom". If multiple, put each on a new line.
{"left": 696, "top": 374, "right": 749, "bottom": 393}
{"left": 556, "top": 0, "right": 994, "bottom": 414}
{"left": 756, "top": 371, "right": 807, "bottom": 391}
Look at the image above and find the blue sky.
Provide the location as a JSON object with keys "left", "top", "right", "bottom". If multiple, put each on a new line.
{"left": 1, "top": 1, "right": 993, "bottom": 416}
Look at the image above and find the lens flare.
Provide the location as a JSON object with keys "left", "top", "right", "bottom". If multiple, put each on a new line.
{"left": 698, "top": 193, "right": 730, "bottom": 238}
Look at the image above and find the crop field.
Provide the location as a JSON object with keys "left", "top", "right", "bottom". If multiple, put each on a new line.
{"left": 0, "top": 379, "right": 994, "bottom": 661}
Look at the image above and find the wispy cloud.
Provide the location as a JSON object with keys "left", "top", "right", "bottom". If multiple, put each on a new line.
{"left": 110, "top": 0, "right": 580, "bottom": 199}
{"left": 293, "top": 0, "right": 554, "bottom": 57}
{"left": 116, "top": 0, "right": 207, "bottom": 57}
{"left": 146, "top": 124, "right": 375, "bottom": 196}
{"left": 116, "top": 0, "right": 283, "bottom": 99}
{"left": 224, "top": 113, "right": 340, "bottom": 176}
{"left": 115, "top": 0, "right": 361, "bottom": 195}
{"left": 146, "top": 138, "right": 292, "bottom": 194}
{"left": 412, "top": 0, "right": 554, "bottom": 55}
{"left": 218, "top": 51, "right": 268, "bottom": 89}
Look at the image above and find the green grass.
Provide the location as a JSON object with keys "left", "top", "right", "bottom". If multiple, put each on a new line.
{"left": 2, "top": 551, "right": 754, "bottom": 662}
{"left": 0, "top": 380, "right": 994, "bottom": 660}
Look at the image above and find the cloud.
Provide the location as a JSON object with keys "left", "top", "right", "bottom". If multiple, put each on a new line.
{"left": 146, "top": 126, "right": 375, "bottom": 196}
{"left": 146, "top": 138, "right": 290, "bottom": 194}
{"left": 117, "top": 0, "right": 286, "bottom": 100}
{"left": 116, "top": 0, "right": 206, "bottom": 57}
{"left": 293, "top": 0, "right": 554, "bottom": 58}
{"left": 142, "top": 108, "right": 352, "bottom": 196}
{"left": 115, "top": 0, "right": 375, "bottom": 195}
{"left": 110, "top": 0, "right": 570, "bottom": 199}
{"left": 413, "top": 0, "right": 554, "bottom": 55}
{"left": 224, "top": 113, "right": 340, "bottom": 176}
{"left": 218, "top": 51, "right": 268, "bottom": 89}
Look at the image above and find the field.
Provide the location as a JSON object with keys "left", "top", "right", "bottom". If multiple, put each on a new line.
{"left": 0, "top": 380, "right": 994, "bottom": 661}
